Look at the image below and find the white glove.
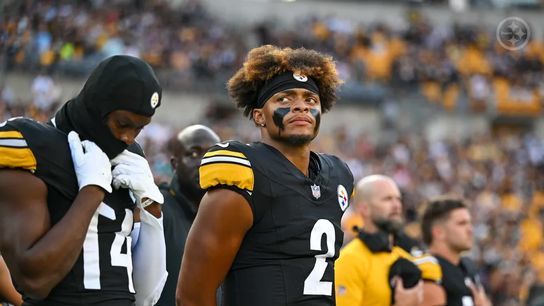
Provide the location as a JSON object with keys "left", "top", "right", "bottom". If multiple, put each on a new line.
{"left": 67, "top": 131, "right": 112, "bottom": 193}
{"left": 111, "top": 150, "right": 164, "bottom": 207}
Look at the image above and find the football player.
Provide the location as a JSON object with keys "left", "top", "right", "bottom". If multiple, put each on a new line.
{"left": 420, "top": 197, "right": 491, "bottom": 306}
{"left": 177, "top": 45, "right": 354, "bottom": 306}
{"left": 0, "top": 55, "right": 167, "bottom": 306}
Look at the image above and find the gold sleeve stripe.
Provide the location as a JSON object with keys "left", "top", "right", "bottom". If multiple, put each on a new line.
{"left": 0, "top": 131, "right": 24, "bottom": 139}
{"left": 204, "top": 149, "right": 247, "bottom": 159}
{"left": 200, "top": 162, "right": 254, "bottom": 192}
{"left": 201, "top": 156, "right": 251, "bottom": 167}
{"left": 0, "top": 147, "right": 37, "bottom": 170}
{"left": 0, "top": 138, "right": 28, "bottom": 148}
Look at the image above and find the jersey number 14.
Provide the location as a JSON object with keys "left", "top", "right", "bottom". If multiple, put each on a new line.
{"left": 82, "top": 202, "right": 135, "bottom": 293}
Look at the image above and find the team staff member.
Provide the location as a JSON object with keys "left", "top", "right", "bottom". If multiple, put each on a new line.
{"left": 0, "top": 55, "right": 167, "bottom": 306}
{"left": 335, "top": 175, "right": 441, "bottom": 306}
{"left": 156, "top": 125, "right": 220, "bottom": 306}
{"left": 420, "top": 197, "right": 491, "bottom": 306}
{"left": 177, "top": 45, "right": 354, "bottom": 306}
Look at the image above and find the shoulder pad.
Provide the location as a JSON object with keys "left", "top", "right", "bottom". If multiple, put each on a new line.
{"left": 413, "top": 254, "right": 442, "bottom": 283}
{"left": 0, "top": 119, "right": 37, "bottom": 171}
{"left": 199, "top": 141, "right": 254, "bottom": 193}
{"left": 321, "top": 153, "right": 352, "bottom": 172}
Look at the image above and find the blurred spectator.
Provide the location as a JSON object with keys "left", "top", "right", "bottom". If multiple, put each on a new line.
{"left": 30, "top": 71, "right": 60, "bottom": 111}
{"left": 1, "top": 1, "right": 542, "bottom": 116}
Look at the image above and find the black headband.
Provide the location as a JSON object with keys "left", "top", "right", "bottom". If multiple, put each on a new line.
{"left": 256, "top": 71, "right": 319, "bottom": 108}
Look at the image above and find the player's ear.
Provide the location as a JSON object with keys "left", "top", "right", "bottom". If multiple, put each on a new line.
{"left": 170, "top": 156, "right": 178, "bottom": 170}
{"left": 432, "top": 224, "right": 444, "bottom": 241}
{"left": 354, "top": 200, "right": 364, "bottom": 215}
{"left": 253, "top": 108, "right": 265, "bottom": 127}
{"left": 359, "top": 200, "right": 370, "bottom": 217}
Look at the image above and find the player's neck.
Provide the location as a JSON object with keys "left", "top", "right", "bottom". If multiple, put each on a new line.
{"left": 430, "top": 243, "right": 461, "bottom": 265}
{"left": 264, "top": 138, "right": 311, "bottom": 176}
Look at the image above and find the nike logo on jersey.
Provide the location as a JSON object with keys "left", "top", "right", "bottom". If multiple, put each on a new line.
{"left": 217, "top": 142, "right": 229, "bottom": 148}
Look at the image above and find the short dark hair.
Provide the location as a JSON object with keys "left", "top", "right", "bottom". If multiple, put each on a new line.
{"left": 227, "top": 45, "right": 342, "bottom": 118}
{"left": 421, "top": 197, "right": 468, "bottom": 245}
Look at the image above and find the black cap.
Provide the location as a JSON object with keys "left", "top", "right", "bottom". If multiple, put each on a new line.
{"left": 80, "top": 55, "right": 162, "bottom": 118}
{"left": 53, "top": 55, "right": 162, "bottom": 159}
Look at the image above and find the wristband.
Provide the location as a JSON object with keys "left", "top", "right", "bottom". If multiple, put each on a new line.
{"left": 141, "top": 198, "right": 155, "bottom": 208}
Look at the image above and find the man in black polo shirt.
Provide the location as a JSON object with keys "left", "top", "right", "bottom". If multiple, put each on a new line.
{"left": 156, "top": 125, "right": 219, "bottom": 306}
{"left": 420, "top": 197, "right": 491, "bottom": 306}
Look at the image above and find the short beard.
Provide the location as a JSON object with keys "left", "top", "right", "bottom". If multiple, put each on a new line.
{"left": 284, "top": 134, "right": 315, "bottom": 146}
{"left": 271, "top": 133, "right": 316, "bottom": 147}
{"left": 374, "top": 218, "right": 403, "bottom": 234}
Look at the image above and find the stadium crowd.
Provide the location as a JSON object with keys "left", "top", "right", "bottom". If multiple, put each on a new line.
{"left": 2, "top": 0, "right": 544, "bottom": 114}
{"left": 2, "top": 0, "right": 544, "bottom": 305}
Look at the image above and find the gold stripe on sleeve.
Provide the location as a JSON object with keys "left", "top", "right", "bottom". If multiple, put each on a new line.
{"left": 0, "top": 131, "right": 25, "bottom": 139}
{"left": 203, "top": 149, "right": 248, "bottom": 160}
{"left": 0, "top": 147, "right": 37, "bottom": 171}
{"left": 200, "top": 162, "right": 254, "bottom": 192}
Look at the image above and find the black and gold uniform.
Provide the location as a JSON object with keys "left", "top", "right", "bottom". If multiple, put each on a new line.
{"left": 435, "top": 255, "right": 480, "bottom": 306}
{"left": 199, "top": 141, "right": 354, "bottom": 306}
{"left": 0, "top": 55, "right": 161, "bottom": 306}
{"left": 335, "top": 231, "right": 442, "bottom": 306}
{"left": 0, "top": 118, "right": 138, "bottom": 306}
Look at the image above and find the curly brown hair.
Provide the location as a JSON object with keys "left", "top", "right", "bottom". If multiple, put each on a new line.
{"left": 227, "top": 45, "right": 342, "bottom": 118}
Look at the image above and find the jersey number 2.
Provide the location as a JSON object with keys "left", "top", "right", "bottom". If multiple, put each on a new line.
{"left": 82, "top": 202, "right": 135, "bottom": 293}
{"left": 303, "top": 219, "right": 335, "bottom": 296}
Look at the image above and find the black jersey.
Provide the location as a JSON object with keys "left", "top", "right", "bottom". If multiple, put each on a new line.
{"left": 156, "top": 178, "right": 195, "bottom": 306}
{"left": 0, "top": 118, "right": 137, "bottom": 306}
{"left": 199, "top": 141, "right": 354, "bottom": 306}
{"left": 435, "top": 255, "right": 480, "bottom": 306}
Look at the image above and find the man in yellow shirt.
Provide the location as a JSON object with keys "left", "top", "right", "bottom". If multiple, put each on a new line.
{"left": 335, "top": 175, "right": 441, "bottom": 306}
